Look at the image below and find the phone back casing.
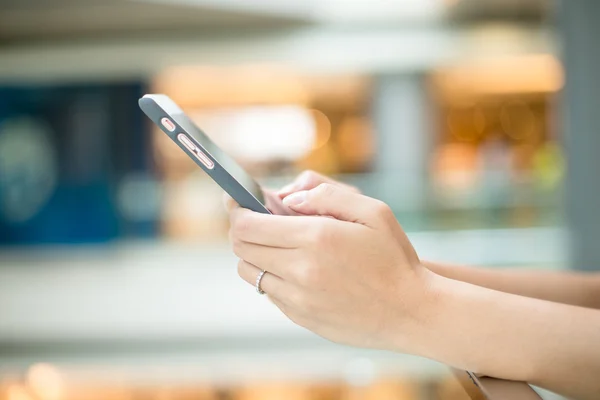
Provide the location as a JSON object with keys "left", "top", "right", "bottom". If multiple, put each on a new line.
{"left": 138, "top": 96, "right": 270, "bottom": 214}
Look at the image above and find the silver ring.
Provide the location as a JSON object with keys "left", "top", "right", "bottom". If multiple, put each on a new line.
{"left": 255, "top": 270, "right": 267, "bottom": 295}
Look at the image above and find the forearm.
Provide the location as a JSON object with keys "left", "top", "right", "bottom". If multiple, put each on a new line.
{"left": 424, "top": 261, "right": 600, "bottom": 309}
{"left": 401, "top": 271, "right": 600, "bottom": 400}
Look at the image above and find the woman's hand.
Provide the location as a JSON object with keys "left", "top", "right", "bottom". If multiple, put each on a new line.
{"left": 259, "top": 170, "right": 359, "bottom": 216}
{"left": 277, "top": 170, "right": 360, "bottom": 199}
{"left": 225, "top": 178, "right": 600, "bottom": 399}
{"left": 226, "top": 183, "right": 431, "bottom": 350}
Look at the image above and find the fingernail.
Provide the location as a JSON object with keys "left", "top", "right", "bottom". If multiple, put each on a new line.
{"left": 282, "top": 191, "right": 307, "bottom": 207}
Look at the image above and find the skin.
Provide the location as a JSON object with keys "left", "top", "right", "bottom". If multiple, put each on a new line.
{"left": 281, "top": 172, "right": 600, "bottom": 310}
{"left": 280, "top": 171, "right": 600, "bottom": 310}
{"left": 225, "top": 171, "right": 600, "bottom": 400}
{"left": 424, "top": 261, "right": 600, "bottom": 310}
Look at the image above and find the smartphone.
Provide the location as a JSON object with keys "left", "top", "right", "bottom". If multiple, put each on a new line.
{"left": 452, "top": 369, "right": 541, "bottom": 400}
{"left": 139, "top": 94, "right": 278, "bottom": 214}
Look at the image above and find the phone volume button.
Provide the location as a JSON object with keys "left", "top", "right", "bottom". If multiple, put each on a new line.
{"left": 197, "top": 151, "right": 214, "bottom": 169}
{"left": 177, "top": 133, "right": 196, "bottom": 150}
{"left": 177, "top": 133, "right": 214, "bottom": 170}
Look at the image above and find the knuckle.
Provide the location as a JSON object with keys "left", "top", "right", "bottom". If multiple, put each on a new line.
{"left": 286, "top": 292, "right": 302, "bottom": 308}
{"left": 312, "top": 182, "right": 335, "bottom": 199}
{"left": 231, "top": 239, "right": 244, "bottom": 258}
{"left": 231, "top": 212, "right": 252, "bottom": 239}
{"left": 289, "top": 290, "right": 310, "bottom": 309}
{"left": 372, "top": 200, "right": 394, "bottom": 222}
{"left": 310, "top": 220, "right": 336, "bottom": 246}
{"left": 300, "top": 170, "right": 319, "bottom": 184}
{"left": 348, "top": 184, "right": 360, "bottom": 193}
{"left": 308, "top": 223, "right": 329, "bottom": 246}
{"left": 294, "top": 261, "right": 323, "bottom": 288}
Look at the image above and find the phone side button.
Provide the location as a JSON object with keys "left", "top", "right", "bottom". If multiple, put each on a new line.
{"left": 161, "top": 117, "right": 176, "bottom": 132}
{"left": 177, "top": 133, "right": 195, "bottom": 149}
{"left": 196, "top": 149, "right": 215, "bottom": 169}
{"left": 177, "top": 133, "right": 214, "bottom": 170}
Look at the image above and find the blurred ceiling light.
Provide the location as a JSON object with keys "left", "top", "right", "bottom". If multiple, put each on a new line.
{"left": 154, "top": 66, "right": 368, "bottom": 110}
{"left": 133, "top": 0, "right": 311, "bottom": 18}
{"left": 154, "top": 65, "right": 310, "bottom": 108}
{"left": 26, "top": 363, "right": 63, "bottom": 400}
{"left": 433, "top": 54, "right": 563, "bottom": 97}
{"left": 191, "top": 106, "right": 316, "bottom": 162}
{"left": 312, "top": 0, "right": 444, "bottom": 23}
{"left": 135, "top": 0, "right": 443, "bottom": 23}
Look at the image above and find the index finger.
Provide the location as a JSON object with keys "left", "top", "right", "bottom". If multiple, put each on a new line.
{"left": 229, "top": 207, "right": 314, "bottom": 248}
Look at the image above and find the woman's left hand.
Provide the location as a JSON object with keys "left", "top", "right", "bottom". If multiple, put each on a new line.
{"left": 226, "top": 183, "right": 432, "bottom": 350}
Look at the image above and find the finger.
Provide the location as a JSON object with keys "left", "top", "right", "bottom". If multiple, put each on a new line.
{"left": 263, "top": 189, "right": 295, "bottom": 216}
{"left": 278, "top": 170, "right": 358, "bottom": 199}
{"left": 237, "top": 259, "right": 286, "bottom": 298}
{"left": 223, "top": 192, "right": 239, "bottom": 213}
{"left": 282, "top": 183, "right": 392, "bottom": 229}
{"left": 232, "top": 240, "right": 297, "bottom": 279}
{"left": 229, "top": 207, "right": 313, "bottom": 248}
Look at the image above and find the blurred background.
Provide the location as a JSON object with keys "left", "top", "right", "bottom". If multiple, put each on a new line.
{"left": 0, "top": 0, "right": 598, "bottom": 399}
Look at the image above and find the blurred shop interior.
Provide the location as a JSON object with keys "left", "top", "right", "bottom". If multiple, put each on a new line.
{"left": 0, "top": 0, "right": 596, "bottom": 399}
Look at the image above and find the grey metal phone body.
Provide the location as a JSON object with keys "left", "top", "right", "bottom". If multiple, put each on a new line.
{"left": 139, "top": 94, "right": 270, "bottom": 214}
{"left": 452, "top": 369, "right": 542, "bottom": 400}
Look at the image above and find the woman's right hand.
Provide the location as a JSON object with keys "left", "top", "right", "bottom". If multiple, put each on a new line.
{"left": 277, "top": 170, "right": 360, "bottom": 199}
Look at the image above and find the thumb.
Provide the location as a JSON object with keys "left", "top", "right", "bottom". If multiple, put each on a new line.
{"left": 278, "top": 170, "right": 359, "bottom": 199}
{"left": 277, "top": 170, "right": 327, "bottom": 199}
{"left": 282, "top": 183, "right": 390, "bottom": 228}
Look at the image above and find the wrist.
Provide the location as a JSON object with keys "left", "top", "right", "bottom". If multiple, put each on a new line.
{"left": 384, "top": 265, "right": 446, "bottom": 354}
{"left": 390, "top": 270, "right": 541, "bottom": 381}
